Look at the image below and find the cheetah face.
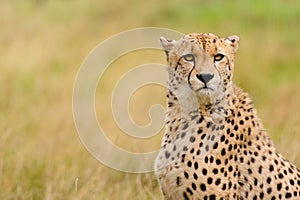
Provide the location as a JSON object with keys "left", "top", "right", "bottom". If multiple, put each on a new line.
{"left": 160, "top": 33, "right": 239, "bottom": 104}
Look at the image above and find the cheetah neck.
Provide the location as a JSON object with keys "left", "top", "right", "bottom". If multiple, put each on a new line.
{"left": 166, "top": 85, "right": 233, "bottom": 121}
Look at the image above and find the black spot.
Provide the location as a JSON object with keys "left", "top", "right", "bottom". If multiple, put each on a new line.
{"left": 228, "top": 181, "right": 232, "bottom": 189}
{"left": 199, "top": 142, "right": 203, "bottom": 147}
{"left": 277, "top": 183, "right": 282, "bottom": 191}
{"left": 216, "top": 159, "right": 221, "bottom": 165}
{"left": 293, "top": 191, "right": 297, "bottom": 196}
{"left": 213, "top": 142, "right": 218, "bottom": 149}
{"left": 187, "top": 161, "right": 192, "bottom": 167}
{"left": 239, "top": 157, "right": 244, "bottom": 163}
{"left": 193, "top": 173, "right": 198, "bottom": 180}
{"left": 205, "top": 145, "right": 209, "bottom": 152}
{"left": 209, "top": 194, "right": 216, "bottom": 200}
{"left": 210, "top": 156, "right": 214, "bottom": 163}
{"left": 189, "top": 136, "right": 195, "bottom": 143}
{"left": 202, "top": 168, "right": 207, "bottom": 176}
{"left": 190, "top": 148, "right": 194, "bottom": 154}
{"left": 220, "top": 135, "right": 225, "bottom": 142}
{"left": 234, "top": 125, "right": 238, "bottom": 131}
{"left": 191, "top": 183, "right": 197, "bottom": 190}
{"left": 165, "top": 151, "right": 170, "bottom": 159}
{"left": 173, "top": 145, "right": 177, "bottom": 151}
{"left": 176, "top": 176, "right": 182, "bottom": 186}
{"left": 181, "top": 132, "right": 186, "bottom": 138}
{"left": 259, "top": 192, "right": 264, "bottom": 199}
{"left": 222, "top": 183, "right": 226, "bottom": 190}
{"left": 213, "top": 168, "right": 218, "bottom": 174}
{"left": 230, "top": 120, "right": 235, "bottom": 125}
{"left": 248, "top": 127, "right": 251, "bottom": 135}
{"left": 225, "top": 158, "right": 229, "bottom": 165}
{"left": 198, "top": 116, "right": 204, "bottom": 123}
{"left": 183, "top": 123, "right": 189, "bottom": 130}
{"left": 220, "top": 167, "right": 224, "bottom": 173}
{"left": 254, "top": 178, "right": 258, "bottom": 186}
{"left": 200, "top": 183, "right": 206, "bottom": 191}
{"left": 204, "top": 156, "right": 209, "bottom": 163}
{"left": 191, "top": 115, "right": 198, "bottom": 120}
{"left": 207, "top": 122, "right": 212, "bottom": 128}
{"left": 215, "top": 178, "right": 221, "bottom": 185}
{"left": 269, "top": 165, "right": 274, "bottom": 172}
{"left": 237, "top": 111, "right": 241, "bottom": 117}
{"left": 211, "top": 125, "right": 216, "bottom": 131}
{"left": 285, "top": 193, "right": 292, "bottom": 198}
{"left": 226, "top": 128, "right": 231, "bottom": 134}
{"left": 181, "top": 154, "right": 186, "bottom": 162}
{"left": 184, "top": 171, "right": 189, "bottom": 179}
{"left": 186, "top": 187, "right": 193, "bottom": 195}
{"left": 248, "top": 168, "right": 253, "bottom": 174}
{"left": 207, "top": 177, "right": 213, "bottom": 184}
{"left": 183, "top": 191, "right": 189, "bottom": 200}
{"left": 221, "top": 148, "right": 226, "bottom": 156}
{"left": 257, "top": 145, "right": 261, "bottom": 150}
{"left": 240, "top": 134, "right": 244, "bottom": 141}
{"left": 194, "top": 162, "right": 198, "bottom": 170}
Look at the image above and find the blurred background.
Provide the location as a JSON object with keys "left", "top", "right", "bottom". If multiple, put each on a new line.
{"left": 0, "top": 0, "right": 299, "bottom": 199}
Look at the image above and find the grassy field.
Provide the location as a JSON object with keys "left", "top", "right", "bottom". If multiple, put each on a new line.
{"left": 0, "top": 0, "right": 299, "bottom": 199}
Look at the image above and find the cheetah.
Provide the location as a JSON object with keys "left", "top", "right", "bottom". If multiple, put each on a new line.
{"left": 154, "top": 32, "right": 300, "bottom": 199}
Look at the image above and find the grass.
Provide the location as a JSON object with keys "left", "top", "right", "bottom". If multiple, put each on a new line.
{"left": 0, "top": 0, "right": 299, "bottom": 199}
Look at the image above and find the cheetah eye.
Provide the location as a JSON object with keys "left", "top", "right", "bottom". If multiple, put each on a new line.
{"left": 214, "top": 53, "right": 224, "bottom": 62}
{"left": 182, "top": 54, "right": 195, "bottom": 62}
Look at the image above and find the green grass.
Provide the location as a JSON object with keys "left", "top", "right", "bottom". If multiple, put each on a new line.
{"left": 0, "top": 0, "right": 299, "bottom": 199}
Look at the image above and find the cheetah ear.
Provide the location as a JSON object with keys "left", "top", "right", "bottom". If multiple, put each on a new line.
{"left": 159, "top": 36, "right": 176, "bottom": 54}
{"left": 224, "top": 35, "right": 240, "bottom": 54}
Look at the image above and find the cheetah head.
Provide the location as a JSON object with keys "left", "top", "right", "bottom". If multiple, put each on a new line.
{"left": 160, "top": 33, "right": 239, "bottom": 105}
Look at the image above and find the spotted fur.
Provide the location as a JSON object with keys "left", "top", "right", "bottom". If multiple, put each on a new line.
{"left": 154, "top": 33, "right": 300, "bottom": 200}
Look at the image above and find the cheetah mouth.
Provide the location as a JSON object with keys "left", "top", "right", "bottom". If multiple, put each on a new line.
{"left": 196, "top": 86, "right": 214, "bottom": 92}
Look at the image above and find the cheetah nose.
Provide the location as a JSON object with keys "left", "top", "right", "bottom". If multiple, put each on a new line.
{"left": 196, "top": 73, "right": 214, "bottom": 84}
